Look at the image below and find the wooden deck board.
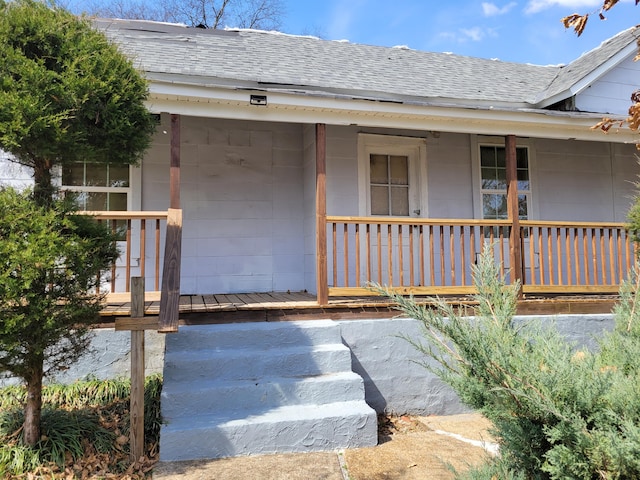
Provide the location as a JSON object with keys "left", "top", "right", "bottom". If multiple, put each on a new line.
{"left": 100, "top": 291, "right": 620, "bottom": 320}
{"left": 190, "top": 295, "right": 208, "bottom": 312}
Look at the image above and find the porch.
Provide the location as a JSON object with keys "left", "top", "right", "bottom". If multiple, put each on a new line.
{"left": 100, "top": 290, "right": 621, "bottom": 325}
{"left": 93, "top": 209, "right": 634, "bottom": 323}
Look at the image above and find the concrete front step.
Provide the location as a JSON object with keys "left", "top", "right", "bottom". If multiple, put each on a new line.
{"left": 159, "top": 400, "right": 378, "bottom": 461}
{"left": 164, "top": 343, "right": 353, "bottom": 381}
{"left": 162, "top": 371, "right": 367, "bottom": 418}
{"left": 160, "top": 321, "right": 378, "bottom": 461}
{"left": 165, "top": 320, "right": 343, "bottom": 352}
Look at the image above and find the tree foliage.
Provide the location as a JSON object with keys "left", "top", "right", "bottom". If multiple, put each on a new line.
{"left": 83, "top": 0, "right": 285, "bottom": 30}
{"left": 381, "top": 249, "right": 640, "bottom": 479}
{"left": 0, "top": 188, "right": 119, "bottom": 446}
{"left": 0, "top": 0, "right": 156, "bottom": 205}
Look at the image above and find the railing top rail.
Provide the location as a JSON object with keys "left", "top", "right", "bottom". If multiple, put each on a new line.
{"left": 83, "top": 211, "right": 169, "bottom": 219}
{"left": 326, "top": 215, "right": 512, "bottom": 226}
{"left": 520, "top": 219, "right": 629, "bottom": 229}
{"left": 327, "top": 216, "right": 629, "bottom": 230}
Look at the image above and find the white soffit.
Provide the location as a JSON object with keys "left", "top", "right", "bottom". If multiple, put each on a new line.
{"left": 146, "top": 82, "right": 638, "bottom": 144}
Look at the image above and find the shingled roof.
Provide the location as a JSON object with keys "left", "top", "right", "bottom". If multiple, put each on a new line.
{"left": 94, "top": 18, "right": 639, "bottom": 112}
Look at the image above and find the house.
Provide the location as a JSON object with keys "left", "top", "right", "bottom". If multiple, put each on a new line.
{"left": 3, "top": 19, "right": 640, "bottom": 461}
{"left": 79, "top": 19, "right": 640, "bottom": 308}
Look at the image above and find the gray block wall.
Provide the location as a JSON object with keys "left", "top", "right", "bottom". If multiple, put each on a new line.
{"left": 0, "top": 328, "right": 165, "bottom": 387}
{"left": 1, "top": 314, "right": 615, "bottom": 417}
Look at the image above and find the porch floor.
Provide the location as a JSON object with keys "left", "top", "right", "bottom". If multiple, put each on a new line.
{"left": 99, "top": 291, "right": 620, "bottom": 326}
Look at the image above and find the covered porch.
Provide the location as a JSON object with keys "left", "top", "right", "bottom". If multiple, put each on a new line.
{"left": 94, "top": 123, "right": 637, "bottom": 325}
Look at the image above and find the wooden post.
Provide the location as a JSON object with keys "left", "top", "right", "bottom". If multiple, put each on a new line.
{"left": 316, "top": 123, "right": 328, "bottom": 305}
{"left": 129, "top": 277, "right": 145, "bottom": 462}
{"left": 506, "top": 135, "right": 523, "bottom": 291}
{"left": 158, "top": 208, "right": 182, "bottom": 332}
{"left": 170, "top": 114, "right": 181, "bottom": 210}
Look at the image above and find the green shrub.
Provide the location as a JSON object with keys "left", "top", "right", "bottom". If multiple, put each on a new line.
{"left": 382, "top": 249, "right": 640, "bottom": 479}
{"left": 0, "top": 375, "right": 162, "bottom": 477}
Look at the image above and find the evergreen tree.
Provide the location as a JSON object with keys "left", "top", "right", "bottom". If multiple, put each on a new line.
{"left": 0, "top": 0, "right": 156, "bottom": 207}
{"left": 0, "top": 188, "right": 118, "bottom": 446}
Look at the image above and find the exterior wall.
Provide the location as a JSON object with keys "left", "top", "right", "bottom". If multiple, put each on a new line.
{"left": 576, "top": 55, "right": 640, "bottom": 115}
{"left": 339, "top": 314, "right": 614, "bottom": 415}
{"left": 0, "top": 151, "right": 32, "bottom": 189}
{"left": 143, "top": 115, "right": 306, "bottom": 294}
{"left": 0, "top": 329, "right": 165, "bottom": 387}
{"left": 1, "top": 315, "right": 613, "bottom": 417}
{"left": 535, "top": 138, "right": 638, "bottom": 222}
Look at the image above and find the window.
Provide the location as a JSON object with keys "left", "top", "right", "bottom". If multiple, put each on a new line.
{"left": 480, "top": 145, "right": 530, "bottom": 220}
{"left": 358, "top": 134, "right": 426, "bottom": 217}
{"left": 61, "top": 162, "right": 130, "bottom": 211}
{"left": 370, "top": 154, "right": 409, "bottom": 216}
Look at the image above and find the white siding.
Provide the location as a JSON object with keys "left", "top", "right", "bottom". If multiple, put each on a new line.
{"left": 576, "top": 55, "right": 640, "bottom": 115}
{"left": 142, "top": 115, "right": 305, "bottom": 294}
{"left": 0, "top": 151, "right": 32, "bottom": 189}
{"left": 535, "top": 138, "right": 638, "bottom": 222}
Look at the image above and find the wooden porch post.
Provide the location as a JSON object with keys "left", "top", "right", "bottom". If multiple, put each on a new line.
{"left": 506, "top": 134, "right": 523, "bottom": 290}
{"left": 170, "top": 114, "right": 181, "bottom": 209}
{"left": 129, "top": 277, "right": 145, "bottom": 462}
{"left": 158, "top": 114, "right": 182, "bottom": 332}
{"left": 316, "top": 123, "right": 329, "bottom": 305}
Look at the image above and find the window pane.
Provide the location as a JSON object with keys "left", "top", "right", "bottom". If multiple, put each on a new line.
{"left": 518, "top": 194, "right": 528, "bottom": 219}
{"left": 66, "top": 191, "right": 86, "bottom": 209}
{"left": 371, "top": 186, "right": 389, "bottom": 215}
{"left": 390, "top": 186, "right": 409, "bottom": 216}
{"left": 482, "top": 193, "right": 507, "bottom": 219}
{"left": 85, "top": 192, "right": 108, "bottom": 211}
{"left": 370, "top": 155, "right": 388, "bottom": 184}
{"left": 516, "top": 148, "right": 528, "bottom": 169}
{"left": 482, "top": 166, "right": 497, "bottom": 180}
{"left": 109, "top": 165, "right": 130, "bottom": 188}
{"left": 496, "top": 148, "right": 506, "bottom": 168}
{"left": 108, "top": 192, "right": 128, "bottom": 211}
{"left": 85, "top": 163, "right": 108, "bottom": 187}
{"left": 62, "top": 163, "right": 85, "bottom": 186}
{"left": 480, "top": 146, "right": 496, "bottom": 167}
{"left": 389, "top": 156, "right": 408, "bottom": 185}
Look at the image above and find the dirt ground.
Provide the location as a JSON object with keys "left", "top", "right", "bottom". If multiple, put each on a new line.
{"left": 344, "top": 413, "right": 495, "bottom": 480}
{"left": 153, "top": 413, "right": 496, "bottom": 480}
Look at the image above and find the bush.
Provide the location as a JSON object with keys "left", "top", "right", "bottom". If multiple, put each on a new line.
{"left": 382, "top": 249, "right": 640, "bottom": 479}
{"left": 0, "top": 375, "right": 163, "bottom": 478}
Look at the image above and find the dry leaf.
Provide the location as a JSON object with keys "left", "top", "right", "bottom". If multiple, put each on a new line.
{"left": 561, "top": 13, "right": 589, "bottom": 36}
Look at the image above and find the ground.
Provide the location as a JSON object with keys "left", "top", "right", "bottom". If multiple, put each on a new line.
{"left": 153, "top": 413, "right": 495, "bottom": 480}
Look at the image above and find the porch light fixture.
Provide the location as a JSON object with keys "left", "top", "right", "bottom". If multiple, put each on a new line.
{"left": 250, "top": 94, "right": 268, "bottom": 106}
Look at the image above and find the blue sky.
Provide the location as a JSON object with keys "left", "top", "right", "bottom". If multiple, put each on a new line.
{"left": 279, "top": 0, "right": 638, "bottom": 65}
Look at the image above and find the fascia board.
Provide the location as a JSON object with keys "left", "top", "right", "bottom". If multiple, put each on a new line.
{"left": 537, "top": 42, "right": 638, "bottom": 109}
{"left": 145, "top": 84, "right": 638, "bottom": 144}
{"left": 146, "top": 75, "right": 533, "bottom": 110}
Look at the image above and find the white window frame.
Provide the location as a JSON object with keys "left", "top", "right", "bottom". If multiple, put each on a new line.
{"left": 357, "top": 134, "right": 427, "bottom": 217}
{"left": 470, "top": 135, "right": 537, "bottom": 220}
{"left": 56, "top": 162, "right": 141, "bottom": 211}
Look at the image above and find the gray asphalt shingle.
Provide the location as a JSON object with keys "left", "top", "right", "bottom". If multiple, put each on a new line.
{"left": 94, "top": 19, "right": 638, "bottom": 110}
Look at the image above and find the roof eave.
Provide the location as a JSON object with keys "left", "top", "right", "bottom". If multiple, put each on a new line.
{"left": 146, "top": 80, "right": 637, "bottom": 143}
{"left": 535, "top": 41, "right": 639, "bottom": 109}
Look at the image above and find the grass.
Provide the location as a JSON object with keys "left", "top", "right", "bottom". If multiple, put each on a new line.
{"left": 0, "top": 375, "right": 162, "bottom": 479}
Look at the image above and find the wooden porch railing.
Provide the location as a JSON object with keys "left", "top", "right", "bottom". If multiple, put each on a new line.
{"left": 326, "top": 216, "right": 636, "bottom": 296}
{"left": 521, "top": 220, "right": 636, "bottom": 293}
{"left": 87, "top": 211, "right": 169, "bottom": 294}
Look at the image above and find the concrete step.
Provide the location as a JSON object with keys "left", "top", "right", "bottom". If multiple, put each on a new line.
{"left": 159, "top": 320, "right": 378, "bottom": 461}
{"left": 163, "top": 343, "right": 353, "bottom": 382}
{"left": 165, "top": 320, "right": 342, "bottom": 352}
{"left": 159, "top": 400, "right": 378, "bottom": 461}
{"left": 161, "top": 371, "right": 367, "bottom": 418}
